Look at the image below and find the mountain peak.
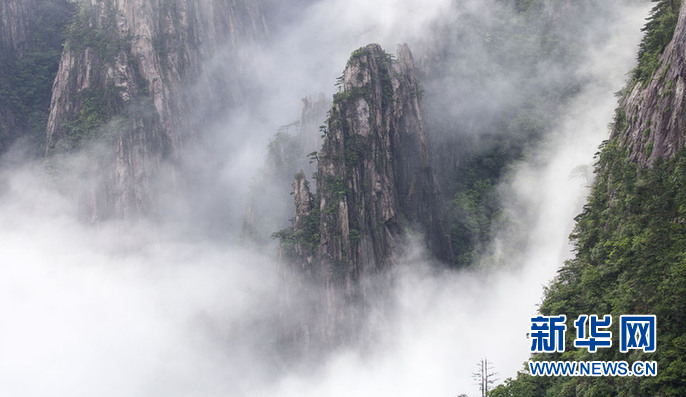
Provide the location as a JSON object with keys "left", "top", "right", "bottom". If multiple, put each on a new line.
{"left": 281, "top": 43, "right": 452, "bottom": 341}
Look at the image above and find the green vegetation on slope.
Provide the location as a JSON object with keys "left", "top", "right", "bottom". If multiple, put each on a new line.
{"left": 634, "top": 0, "right": 681, "bottom": 86}
{"left": 492, "top": 2, "right": 686, "bottom": 394}
{"left": 0, "top": 0, "right": 75, "bottom": 153}
{"left": 491, "top": 142, "right": 686, "bottom": 397}
{"left": 436, "top": 0, "right": 580, "bottom": 268}
{"left": 53, "top": 2, "right": 131, "bottom": 151}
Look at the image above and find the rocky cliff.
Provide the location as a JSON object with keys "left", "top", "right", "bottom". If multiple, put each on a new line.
{"left": 0, "top": 0, "right": 35, "bottom": 148}
{"left": 314, "top": 44, "right": 451, "bottom": 285}
{"left": 0, "top": 0, "right": 36, "bottom": 53}
{"left": 45, "top": 0, "right": 267, "bottom": 220}
{"left": 282, "top": 44, "right": 452, "bottom": 341}
{"left": 0, "top": 0, "right": 73, "bottom": 153}
{"left": 492, "top": 2, "right": 686, "bottom": 394}
{"left": 616, "top": 0, "right": 686, "bottom": 165}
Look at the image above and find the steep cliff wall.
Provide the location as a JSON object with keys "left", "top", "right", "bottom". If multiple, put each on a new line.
{"left": 45, "top": 0, "right": 267, "bottom": 219}
{"left": 314, "top": 44, "right": 451, "bottom": 290}
{"left": 492, "top": 2, "right": 686, "bottom": 395}
{"left": 0, "top": 0, "right": 30, "bottom": 148}
{"left": 282, "top": 44, "right": 452, "bottom": 342}
{"left": 0, "top": 0, "right": 73, "bottom": 153}
{"left": 0, "top": 0, "right": 36, "bottom": 53}
{"left": 616, "top": 0, "right": 686, "bottom": 165}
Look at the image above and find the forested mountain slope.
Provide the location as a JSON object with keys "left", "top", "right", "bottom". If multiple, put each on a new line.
{"left": 0, "top": 0, "right": 73, "bottom": 153}
{"left": 492, "top": 1, "right": 686, "bottom": 395}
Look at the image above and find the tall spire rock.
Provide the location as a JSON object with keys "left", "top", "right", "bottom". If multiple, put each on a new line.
{"left": 283, "top": 44, "right": 452, "bottom": 341}
{"left": 315, "top": 43, "right": 452, "bottom": 286}
{"left": 615, "top": 0, "right": 686, "bottom": 165}
{"left": 45, "top": 0, "right": 267, "bottom": 220}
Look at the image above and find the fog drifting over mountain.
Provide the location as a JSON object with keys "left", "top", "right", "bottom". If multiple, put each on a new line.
{"left": 0, "top": 1, "right": 650, "bottom": 396}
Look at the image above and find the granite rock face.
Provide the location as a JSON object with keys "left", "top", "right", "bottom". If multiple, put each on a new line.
{"left": 616, "top": 1, "right": 686, "bottom": 165}
{"left": 0, "top": 0, "right": 70, "bottom": 152}
{"left": 45, "top": 0, "right": 267, "bottom": 220}
{"left": 315, "top": 44, "right": 451, "bottom": 286}
{"left": 0, "top": 0, "right": 35, "bottom": 147}
{"left": 0, "top": 0, "right": 36, "bottom": 53}
{"left": 287, "top": 44, "right": 452, "bottom": 341}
